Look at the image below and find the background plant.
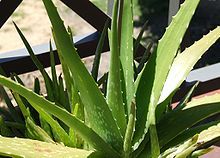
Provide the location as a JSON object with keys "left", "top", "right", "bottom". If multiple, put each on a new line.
{"left": 0, "top": 0, "right": 219, "bottom": 157}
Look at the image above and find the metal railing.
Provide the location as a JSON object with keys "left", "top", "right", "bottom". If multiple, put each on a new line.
{"left": 0, "top": 0, "right": 145, "bottom": 76}
{"left": 0, "top": 0, "right": 220, "bottom": 101}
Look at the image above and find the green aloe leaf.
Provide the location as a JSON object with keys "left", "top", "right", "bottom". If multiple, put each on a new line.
{"left": 136, "top": 43, "right": 153, "bottom": 74}
{"left": 107, "top": 0, "right": 126, "bottom": 136}
{"left": 10, "top": 74, "right": 40, "bottom": 124}
{"left": 159, "top": 26, "right": 220, "bottom": 104}
{"left": 162, "top": 121, "right": 220, "bottom": 158}
{"left": 0, "top": 86, "right": 23, "bottom": 123}
{"left": 134, "top": 0, "right": 201, "bottom": 153}
{"left": 49, "top": 42, "right": 59, "bottom": 99}
{"left": 162, "top": 120, "right": 220, "bottom": 151}
{"left": 91, "top": 19, "right": 109, "bottom": 81}
{"left": 60, "top": 27, "right": 74, "bottom": 107}
{"left": 123, "top": 100, "right": 136, "bottom": 157}
{"left": 0, "top": 136, "right": 93, "bottom": 158}
{"left": 25, "top": 117, "right": 54, "bottom": 143}
{"left": 160, "top": 135, "right": 198, "bottom": 158}
{"left": 13, "top": 22, "right": 54, "bottom": 101}
{"left": 196, "top": 119, "right": 220, "bottom": 146}
{"left": 0, "top": 75, "right": 119, "bottom": 156}
{"left": 191, "top": 148, "right": 213, "bottom": 158}
{"left": 42, "top": 0, "right": 123, "bottom": 151}
{"left": 12, "top": 92, "right": 30, "bottom": 119}
{"left": 0, "top": 116, "right": 13, "bottom": 137}
{"left": 29, "top": 101, "right": 74, "bottom": 147}
{"left": 120, "top": 0, "right": 134, "bottom": 115}
{"left": 134, "top": 20, "right": 148, "bottom": 56}
{"left": 158, "top": 93, "right": 220, "bottom": 147}
{"left": 57, "top": 75, "right": 70, "bottom": 112}
{"left": 34, "top": 77, "right": 40, "bottom": 94}
{"left": 174, "top": 81, "right": 199, "bottom": 111}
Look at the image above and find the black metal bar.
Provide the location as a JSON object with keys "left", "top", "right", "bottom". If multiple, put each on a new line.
{"left": 60, "top": 0, "right": 146, "bottom": 56}
{"left": 173, "top": 78, "right": 220, "bottom": 103}
{"left": 0, "top": 32, "right": 109, "bottom": 76}
{"left": 60, "top": 0, "right": 111, "bottom": 32}
{"left": 0, "top": 0, "right": 23, "bottom": 28}
{"left": 173, "top": 62, "right": 220, "bottom": 102}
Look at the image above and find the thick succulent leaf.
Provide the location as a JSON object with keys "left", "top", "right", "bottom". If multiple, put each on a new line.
{"left": 0, "top": 75, "right": 119, "bottom": 156}
{"left": 123, "top": 100, "right": 136, "bottom": 157}
{"left": 156, "top": 81, "right": 198, "bottom": 123}
{"left": 42, "top": 0, "right": 123, "bottom": 150}
{"left": 161, "top": 122, "right": 220, "bottom": 158}
{"left": 57, "top": 76, "right": 70, "bottom": 112}
{"left": 0, "top": 116, "right": 13, "bottom": 137}
{"left": 30, "top": 101, "right": 74, "bottom": 147}
{"left": 158, "top": 93, "right": 220, "bottom": 147}
{"left": 60, "top": 27, "right": 75, "bottom": 108}
{"left": 134, "top": 20, "right": 148, "bottom": 56}
{"left": 136, "top": 43, "right": 153, "bottom": 74}
{"left": 191, "top": 148, "right": 213, "bottom": 158}
{"left": 49, "top": 42, "right": 59, "bottom": 100}
{"left": 51, "top": 40, "right": 71, "bottom": 113}
{"left": 185, "top": 93, "right": 220, "bottom": 109}
{"left": 0, "top": 136, "right": 93, "bottom": 158}
{"left": 159, "top": 26, "right": 220, "bottom": 104}
{"left": 120, "top": 0, "right": 134, "bottom": 115}
{"left": 174, "top": 81, "right": 199, "bottom": 111}
{"left": 163, "top": 120, "right": 220, "bottom": 151}
{"left": 91, "top": 20, "right": 109, "bottom": 81}
{"left": 13, "top": 92, "right": 30, "bottom": 119}
{"left": 25, "top": 117, "right": 54, "bottom": 143}
{"left": 160, "top": 135, "right": 198, "bottom": 158}
{"left": 198, "top": 122, "right": 220, "bottom": 145}
{"left": 0, "top": 69, "right": 23, "bottom": 123}
{"left": 0, "top": 86, "right": 23, "bottom": 123}
{"left": 34, "top": 77, "right": 40, "bottom": 94}
{"left": 133, "top": 0, "right": 200, "bottom": 151}
{"left": 107, "top": 0, "right": 126, "bottom": 136}
{"left": 13, "top": 22, "right": 54, "bottom": 101}
{"left": 70, "top": 102, "right": 85, "bottom": 148}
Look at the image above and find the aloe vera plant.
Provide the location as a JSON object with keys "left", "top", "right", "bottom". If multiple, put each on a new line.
{"left": 0, "top": 0, "right": 220, "bottom": 157}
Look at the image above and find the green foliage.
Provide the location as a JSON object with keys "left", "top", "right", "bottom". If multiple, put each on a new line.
{"left": 0, "top": 0, "right": 220, "bottom": 157}
{"left": 0, "top": 136, "right": 93, "bottom": 158}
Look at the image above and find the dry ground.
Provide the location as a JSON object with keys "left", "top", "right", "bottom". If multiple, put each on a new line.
{"left": 0, "top": 0, "right": 109, "bottom": 93}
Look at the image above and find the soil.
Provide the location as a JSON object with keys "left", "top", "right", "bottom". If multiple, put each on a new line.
{"left": 0, "top": 0, "right": 95, "bottom": 52}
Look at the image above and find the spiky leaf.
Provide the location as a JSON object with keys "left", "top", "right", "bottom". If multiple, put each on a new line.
{"left": 107, "top": 0, "right": 126, "bottom": 135}
{"left": 134, "top": 0, "right": 201, "bottom": 153}
{"left": 0, "top": 75, "right": 119, "bottom": 156}
{"left": 159, "top": 26, "right": 220, "bottom": 104}
{"left": 120, "top": 0, "right": 134, "bottom": 115}
{"left": 158, "top": 93, "right": 220, "bottom": 147}
{"left": 0, "top": 136, "right": 93, "bottom": 158}
{"left": 42, "top": 0, "right": 123, "bottom": 150}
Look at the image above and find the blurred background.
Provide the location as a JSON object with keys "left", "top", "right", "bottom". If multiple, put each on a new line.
{"left": 0, "top": 0, "right": 219, "bottom": 89}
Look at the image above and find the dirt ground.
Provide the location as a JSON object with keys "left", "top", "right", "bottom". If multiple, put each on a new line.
{"left": 0, "top": 0, "right": 96, "bottom": 52}
{"left": 0, "top": 0, "right": 109, "bottom": 93}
